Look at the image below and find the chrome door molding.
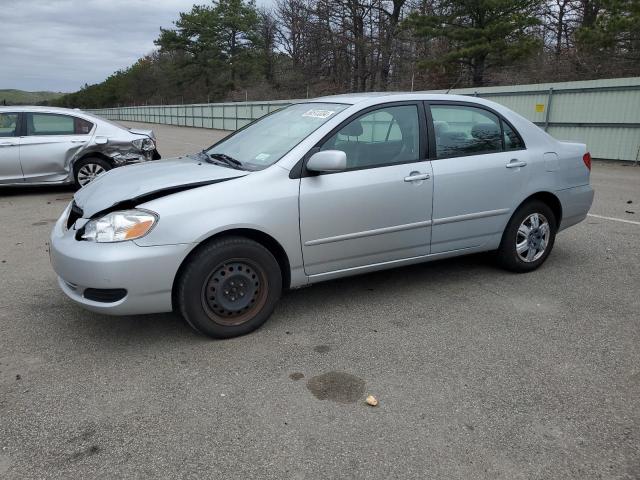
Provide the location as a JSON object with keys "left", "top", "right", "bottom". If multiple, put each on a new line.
{"left": 304, "top": 219, "right": 433, "bottom": 246}
{"left": 307, "top": 244, "right": 483, "bottom": 282}
{"left": 432, "top": 208, "right": 510, "bottom": 226}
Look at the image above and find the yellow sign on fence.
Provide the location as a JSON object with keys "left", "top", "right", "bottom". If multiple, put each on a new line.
{"left": 535, "top": 103, "right": 545, "bottom": 113}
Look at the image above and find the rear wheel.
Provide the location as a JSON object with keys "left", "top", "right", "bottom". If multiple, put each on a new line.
{"left": 176, "top": 237, "right": 282, "bottom": 339}
{"left": 497, "top": 200, "right": 557, "bottom": 273}
{"left": 74, "top": 157, "right": 111, "bottom": 187}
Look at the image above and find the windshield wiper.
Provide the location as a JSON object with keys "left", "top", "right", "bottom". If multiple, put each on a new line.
{"left": 207, "top": 152, "right": 245, "bottom": 170}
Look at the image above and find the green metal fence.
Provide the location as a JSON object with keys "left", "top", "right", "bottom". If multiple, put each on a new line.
{"left": 90, "top": 100, "right": 294, "bottom": 130}
{"left": 87, "top": 77, "right": 640, "bottom": 161}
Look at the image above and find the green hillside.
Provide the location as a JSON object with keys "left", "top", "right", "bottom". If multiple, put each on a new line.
{"left": 0, "top": 89, "right": 65, "bottom": 106}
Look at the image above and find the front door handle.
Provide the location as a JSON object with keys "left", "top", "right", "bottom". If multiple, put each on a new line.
{"left": 404, "top": 172, "right": 431, "bottom": 182}
{"left": 506, "top": 159, "right": 527, "bottom": 168}
{"left": 0, "top": 142, "right": 16, "bottom": 147}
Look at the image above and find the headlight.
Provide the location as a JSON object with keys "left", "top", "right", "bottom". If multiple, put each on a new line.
{"left": 132, "top": 137, "right": 155, "bottom": 151}
{"left": 81, "top": 209, "right": 158, "bottom": 242}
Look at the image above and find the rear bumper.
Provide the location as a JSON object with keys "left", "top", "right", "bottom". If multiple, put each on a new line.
{"left": 50, "top": 208, "right": 192, "bottom": 315}
{"left": 556, "top": 184, "right": 594, "bottom": 231}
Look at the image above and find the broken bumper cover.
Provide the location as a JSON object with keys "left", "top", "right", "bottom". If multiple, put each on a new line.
{"left": 111, "top": 150, "right": 159, "bottom": 166}
{"left": 50, "top": 208, "right": 191, "bottom": 315}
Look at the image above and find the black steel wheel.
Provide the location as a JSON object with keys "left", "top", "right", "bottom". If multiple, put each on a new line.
{"left": 201, "top": 260, "right": 269, "bottom": 326}
{"left": 177, "top": 236, "right": 282, "bottom": 338}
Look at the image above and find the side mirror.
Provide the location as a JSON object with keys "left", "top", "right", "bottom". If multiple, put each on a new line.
{"left": 306, "top": 150, "right": 347, "bottom": 173}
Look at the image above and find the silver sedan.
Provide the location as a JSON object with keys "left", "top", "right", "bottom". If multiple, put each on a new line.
{"left": 50, "top": 93, "right": 594, "bottom": 338}
{"left": 0, "top": 106, "right": 159, "bottom": 187}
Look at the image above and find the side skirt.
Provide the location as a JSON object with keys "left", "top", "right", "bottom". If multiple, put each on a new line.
{"left": 303, "top": 244, "right": 493, "bottom": 285}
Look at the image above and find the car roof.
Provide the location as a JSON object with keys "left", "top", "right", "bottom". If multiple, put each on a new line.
{"left": 0, "top": 105, "right": 85, "bottom": 114}
{"left": 308, "top": 92, "right": 482, "bottom": 105}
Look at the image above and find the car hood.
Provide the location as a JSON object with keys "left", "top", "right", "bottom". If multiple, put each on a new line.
{"left": 74, "top": 156, "right": 247, "bottom": 217}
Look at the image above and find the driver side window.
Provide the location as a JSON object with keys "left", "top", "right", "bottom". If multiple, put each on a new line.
{"left": 321, "top": 105, "right": 420, "bottom": 169}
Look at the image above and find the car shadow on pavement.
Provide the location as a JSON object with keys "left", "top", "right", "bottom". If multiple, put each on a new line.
{"left": 278, "top": 252, "right": 498, "bottom": 313}
{"left": 55, "top": 252, "right": 499, "bottom": 345}
{"left": 62, "top": 309, "right": 205, "bottom": 347}
{"left": 0, "top": 185, "right": 76, "bottom": 197}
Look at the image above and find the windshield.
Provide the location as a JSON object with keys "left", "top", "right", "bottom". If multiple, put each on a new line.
{"left": 205, "top": 102, "right": 349, "bottom": 170}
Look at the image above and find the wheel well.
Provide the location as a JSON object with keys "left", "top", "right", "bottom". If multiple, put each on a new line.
{"left": 521, "top": 192, "right": 563, "bottom": 227}
{"left": 171, "top": 228, "right": 291, "bottom": 311}
{"left": 73, "top": 152, "right": 115, "bottom": 171}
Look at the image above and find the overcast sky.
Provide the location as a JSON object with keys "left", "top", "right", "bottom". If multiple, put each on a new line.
{"left": 0, "top": 0, "right": 204, "bottom": 92}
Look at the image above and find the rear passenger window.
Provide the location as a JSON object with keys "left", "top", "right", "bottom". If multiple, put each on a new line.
{"left": 0, "top": 113, "right": 19, "bottom": 137}
{"left": 431, "top": 105, "right": 524, "bottom": 158}
{"left": 28, "top": 113, "right": 74, "bottom": 135}
{"left": 431, "top": 105, "right": 503, "bottom": 158}
{"left": 26, "top": 113, "right": 93, "bottom": 136}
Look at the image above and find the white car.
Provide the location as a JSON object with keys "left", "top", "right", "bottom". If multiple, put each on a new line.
{"left": 0, "top": 106, "right": 159, "bottom": 187}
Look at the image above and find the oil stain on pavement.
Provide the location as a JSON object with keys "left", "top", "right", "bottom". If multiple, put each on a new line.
{"left": 306, "top": 371, "right": 365, "bottom": 403}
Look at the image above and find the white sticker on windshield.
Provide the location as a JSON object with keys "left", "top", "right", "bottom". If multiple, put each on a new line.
{"left": 302, "top": 109, "right": 335, "bottom": 119}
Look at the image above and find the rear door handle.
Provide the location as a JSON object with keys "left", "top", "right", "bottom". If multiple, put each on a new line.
{"left": 70, "top": 140, "right": 86, "bottom": 143}
{"left": 506, "top": 159, "right": 527, "bottom": 168}
{"left": 0, "top": 142, "right": 16, "bottom": 147}
{"left": 404, "top": 172, "right": 431, "bottom": 182}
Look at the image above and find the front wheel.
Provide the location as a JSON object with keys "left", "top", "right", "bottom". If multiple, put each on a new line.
{"left": 176, "top": 237, "right": 282, "bottom": 339}
{"left": 497, "top": 200, "right": 557, "bottom": 273}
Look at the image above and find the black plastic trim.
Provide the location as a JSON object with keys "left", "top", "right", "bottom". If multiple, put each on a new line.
{"left": 83, "top": 288, "right": 127, "bottom": 303}
{"left": 67, "top": 201, "right": 84, "bottom": 229}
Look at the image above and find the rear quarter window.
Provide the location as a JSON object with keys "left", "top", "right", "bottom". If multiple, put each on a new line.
{"left": 74, "top": 117, "right": 94, "bottom": 135}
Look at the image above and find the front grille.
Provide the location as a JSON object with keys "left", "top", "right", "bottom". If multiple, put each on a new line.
{"left": 83, "top": 288, "right": 127, "bottom": 303}
{"left": 67, "top": 201, "right": 83, "bottom": 229}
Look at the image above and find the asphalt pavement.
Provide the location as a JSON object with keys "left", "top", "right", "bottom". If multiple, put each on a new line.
{"left": 0, "top": 123, "right": 638, "bottom": 479}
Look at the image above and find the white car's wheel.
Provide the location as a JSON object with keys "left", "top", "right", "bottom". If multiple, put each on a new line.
{"left": 74, "top": 158, "right": 111, "bottom": 187}
{"left": 176, "top": 236, "right": 282, "bottom": 339}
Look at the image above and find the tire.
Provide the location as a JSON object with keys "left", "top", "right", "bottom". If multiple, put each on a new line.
{"left": 497, "top": 200, "right": 557, "bottom": 273}
{"left": 176, "top": 236, "right": 282, "bottom": 339}
{"left": 73, "top": 157, "right": 112, "bottom": 187}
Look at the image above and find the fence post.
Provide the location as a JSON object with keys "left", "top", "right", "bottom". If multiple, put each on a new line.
{"left": 544, "top": 88, "right": 554, "bottom": 132}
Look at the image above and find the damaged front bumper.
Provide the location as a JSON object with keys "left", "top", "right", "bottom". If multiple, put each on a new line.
{"left": 50, "top": 204, "right": 189, "bottom": 315}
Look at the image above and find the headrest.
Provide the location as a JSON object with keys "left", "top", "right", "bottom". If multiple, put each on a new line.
{"left": 471, "top": 122, "right": 500, "bottom": 141}
{"left": 340, "top": 119, "right": 363, "bottom": 137}
{"left": 433, "top": 121, "right": 449, "bottom": 136}
{"left": 439, "top": 131, "right": 467, "bottom": 144}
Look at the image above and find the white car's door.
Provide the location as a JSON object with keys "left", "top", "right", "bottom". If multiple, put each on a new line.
{"left": 0, "top": 111, "right": 23, "bottom": 184}
{"left": 20, "top": 112, "right": 94, "bottom": 183}
{"left": 299, "top": 103, "right": 433, "bottom": 276}
{"left": 427, "top": 102, "right": 530, "bottom": 253}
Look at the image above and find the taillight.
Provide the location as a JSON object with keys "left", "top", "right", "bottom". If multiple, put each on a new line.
{"left": 583, "top": 152, "right": 592, "bottom": 170}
